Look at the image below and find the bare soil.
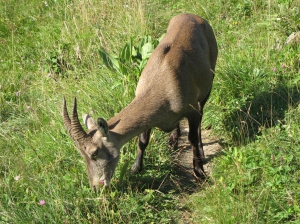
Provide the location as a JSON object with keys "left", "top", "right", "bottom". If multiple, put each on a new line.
{"left": 156, "top": 119, "right": 223, "bottom": 194}
{"left": 172, "top": 119, "right": 222, "bottom": 224}
{"left": 129, "top": 119, "right": 223, "bottom": 223}
{"left": 175, "top": 119, "right": 222, "bottom": 180}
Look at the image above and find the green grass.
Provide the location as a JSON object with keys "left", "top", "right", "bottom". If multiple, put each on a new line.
{"left": 1, "top": 0, "right": 299, "bottom": 223}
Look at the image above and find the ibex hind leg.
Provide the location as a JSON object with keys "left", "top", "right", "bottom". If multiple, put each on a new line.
{"left": 187, "top": 90, "right": 211, "bottom": 179}
{"left": 168, "top": 123, "right": 181, "bottom": 149}
{"left": 197, "top": 89, "right": 211, "bottom": 159}
{"left": 187, "top": 111, "right": 205, "bottom": 179}
{"left": 131, "top": 129, "right": 151, "bottom": 174}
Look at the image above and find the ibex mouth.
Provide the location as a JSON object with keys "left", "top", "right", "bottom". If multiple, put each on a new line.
{"left": 100, "top": 180, "right": 105, "bottom": 185}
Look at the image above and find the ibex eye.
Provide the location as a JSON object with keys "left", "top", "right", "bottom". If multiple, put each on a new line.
{"left": 91, "top": 150, "right": 98, "bottom": 160}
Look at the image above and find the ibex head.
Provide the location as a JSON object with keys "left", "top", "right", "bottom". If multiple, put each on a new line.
{"left": 62, "top": 97, "right": 120, "bottom": 190}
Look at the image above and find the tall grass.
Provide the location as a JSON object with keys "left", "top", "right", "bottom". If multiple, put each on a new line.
{"left": 0, "top": 1, "right": 179, "bottom": 223}
{"left": 1, "top": 0, "right": 299, "bottom": 223}
{"left": 186, "top": 0, "right": 300, "bottom": 223}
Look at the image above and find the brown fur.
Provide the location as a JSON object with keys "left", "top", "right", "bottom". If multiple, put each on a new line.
{"left": 63, "top": 13, "right": 218, "bottom": 190}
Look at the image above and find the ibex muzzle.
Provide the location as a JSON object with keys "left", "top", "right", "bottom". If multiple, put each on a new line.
{"left": 63, "top": 13, "right": 218, "bottom": 190}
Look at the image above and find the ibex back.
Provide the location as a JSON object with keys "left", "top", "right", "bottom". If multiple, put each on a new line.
{"left": 63, "top": 13, "right": 218, "bottom": 190}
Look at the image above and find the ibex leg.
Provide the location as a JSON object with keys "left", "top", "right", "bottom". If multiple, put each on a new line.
{"left": 190, "top": 90, "right": 212, "bottom": 178}
{"left": 187, "top": 110, "right": 205, "bottom": 178}
{"left": 131, "top": 129, "right": 151, "bottom": 173}
{"left": 168, "top": 123, "right": 181, "bottom": 148}
{"left": 197, "top": 90, "right": 211, "bottom": 160}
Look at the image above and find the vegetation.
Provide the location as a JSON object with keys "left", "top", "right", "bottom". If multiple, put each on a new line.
{"left": 0, "top": 0, "right": 299, "bottom": 223}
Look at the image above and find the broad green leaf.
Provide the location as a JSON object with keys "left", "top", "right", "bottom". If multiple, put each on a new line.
{"left": 132, "top": 46, "right": 137, "bottom": 57}
{"left": 140, "top": 42, "right": 154, "bottom": 59}
{"left": 99, "top": 48, "right": 121, "bottom": 74}
{"left": 153, "top": 39, "right": 159, "bottom": 48}
{"left": 120, "top": 38, "right": 133, "bottom": 62}
{"left": 118, "top": 60, "right": 128, "bottom": 75}
{"left": 138, "top": 59, "right": 148, "bottom": 71}
{"left": 138, "top": 35, "right": 152, "bottom": 51}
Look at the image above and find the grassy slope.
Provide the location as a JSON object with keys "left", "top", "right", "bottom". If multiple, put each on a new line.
{"left": 0, "top": 0, "right": 299, "bottom": 223}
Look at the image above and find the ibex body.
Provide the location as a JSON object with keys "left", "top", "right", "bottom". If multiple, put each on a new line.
{"left": 63, "top": 13, "right": 218, "bottom": 190}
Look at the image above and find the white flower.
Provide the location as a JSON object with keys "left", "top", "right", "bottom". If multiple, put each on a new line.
{"left": 14, "top": 175, "right": 21, "bottom": 181}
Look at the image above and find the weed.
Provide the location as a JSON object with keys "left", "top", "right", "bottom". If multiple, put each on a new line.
{"left": 99, "top": 35, "right": 162, "bottom": 95}
{"left": 0, "top": 0, "right": 299, "bottom": 223}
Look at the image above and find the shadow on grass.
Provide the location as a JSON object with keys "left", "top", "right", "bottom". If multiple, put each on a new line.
{"left": 115, "top": 83, "right": 299, "bottom": 194}
{"left": 223, "top": 84, "right": 299, "bottom": 144}
{"left": 116, "top": 138, "right": 224, "bottom": 195}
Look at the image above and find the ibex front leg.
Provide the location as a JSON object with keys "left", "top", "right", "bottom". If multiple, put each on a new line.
{"left": 131, "top": 129, "right": 151, "bottom": 173}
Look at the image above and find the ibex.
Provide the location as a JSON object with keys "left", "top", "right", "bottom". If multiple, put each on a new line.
{"left": 63, "top": 13, "right": 218, "bottom": 190}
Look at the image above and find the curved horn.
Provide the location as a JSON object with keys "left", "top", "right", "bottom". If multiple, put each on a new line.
{"left": 62, "top": 97, "right": 72, "bottom": 135}
{"left": 62, "top": 97, "right": 91, "bottom": 145}
{"left": 70, "top": 97, "right": 89, "bottom": 143}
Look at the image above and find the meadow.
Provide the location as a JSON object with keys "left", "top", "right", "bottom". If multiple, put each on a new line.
{"left": 0, "top": 0, "right": 299, "bottom": 223}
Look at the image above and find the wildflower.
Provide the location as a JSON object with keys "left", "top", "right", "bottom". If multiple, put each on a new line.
{"left": 39, "top": 200, "right": 46, "bottom": 205}
{"left": 16, "top": 91, "right": 21, "bottom": 96}
{"left": 281, "top": 63, "right": 286, "bottom": 68}
{"left": 25, "top": 106, "right": 31, "bottom": 113}
{"left": 14, "top": 175, "right": 21, "bottom": 181}
{"left": 271, "top": 67, "right": 276, "bottom": 72}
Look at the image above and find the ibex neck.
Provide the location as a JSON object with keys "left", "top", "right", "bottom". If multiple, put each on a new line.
{"left": 107, "top": 97, "right": 157, "bottom": 147}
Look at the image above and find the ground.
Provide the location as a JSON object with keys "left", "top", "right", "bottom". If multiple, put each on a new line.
{"left": 129, "top": 119, "right": 222, "bottom": 223}
{"left": 155, "top": 119, "right": 222, "bottom": 193}
{"left": 174, "top": 120, "right": 222, "bottom": 223}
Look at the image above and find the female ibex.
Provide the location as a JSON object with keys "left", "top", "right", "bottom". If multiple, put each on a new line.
{"left": 63, "top": 13, "right": 218, "bottom": 190}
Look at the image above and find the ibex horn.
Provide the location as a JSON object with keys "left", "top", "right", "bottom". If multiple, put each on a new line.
{"left": 62, "top": 97, "right": 91, "bottom": 145}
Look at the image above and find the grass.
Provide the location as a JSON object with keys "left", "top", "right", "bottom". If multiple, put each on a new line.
{"left": 0, "top": 0, "right": 299, "bottom": 223}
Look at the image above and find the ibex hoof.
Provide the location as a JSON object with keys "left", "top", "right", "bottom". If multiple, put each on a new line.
{"left": 168, "top": 136, "right": 179, "bottom": 149}
{"left": 193, "top": 168, "right": 206, "bottom": 180}
{"left": 130, "top": 165, "right": 142, "bottom": 174}
{"left": 168, "top": 128, "right": 180, "bottom": 149}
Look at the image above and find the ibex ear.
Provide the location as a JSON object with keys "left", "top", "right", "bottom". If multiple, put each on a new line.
{"left": 82, "top": 114, "right": 97, "bottom": 129}
{"left": 97, "top": 118, "right": 109, "bottom": 137}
